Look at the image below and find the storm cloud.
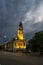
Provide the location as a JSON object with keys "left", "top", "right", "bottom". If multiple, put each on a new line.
{"left": 0, "top": 0, "right": 43, "bottom": 43}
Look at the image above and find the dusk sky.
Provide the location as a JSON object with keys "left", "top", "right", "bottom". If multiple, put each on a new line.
{"left": 0, "top": 0, "right": 43, "bottom": 43}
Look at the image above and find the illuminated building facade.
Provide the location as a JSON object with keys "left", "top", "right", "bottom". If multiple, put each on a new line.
{"left": 15, "top": 22, "right": 26, "bottom": 51}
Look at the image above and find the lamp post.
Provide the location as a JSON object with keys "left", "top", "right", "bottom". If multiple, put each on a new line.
{"left": 4, "top": 35, "right": 7, "bottom": 51}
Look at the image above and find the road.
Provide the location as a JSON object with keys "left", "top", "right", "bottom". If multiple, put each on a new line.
{"left": 0, "top": 51, "right": 43, "bottom": 65}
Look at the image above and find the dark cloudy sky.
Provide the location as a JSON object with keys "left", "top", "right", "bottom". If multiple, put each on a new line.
{"left": 0, "top": 0, "right": 43, "bottom": 43}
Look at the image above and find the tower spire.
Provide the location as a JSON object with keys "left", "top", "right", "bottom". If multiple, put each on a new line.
{"left": 17, "top": 22, "right": 24, "bottom": 40}
{"left": 15, "top": 22, "right": 26, "bottom": 50}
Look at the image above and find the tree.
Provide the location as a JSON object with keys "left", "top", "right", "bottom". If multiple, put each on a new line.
{"left": 28, "top": 31, "right": 43, "bottom": 52}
